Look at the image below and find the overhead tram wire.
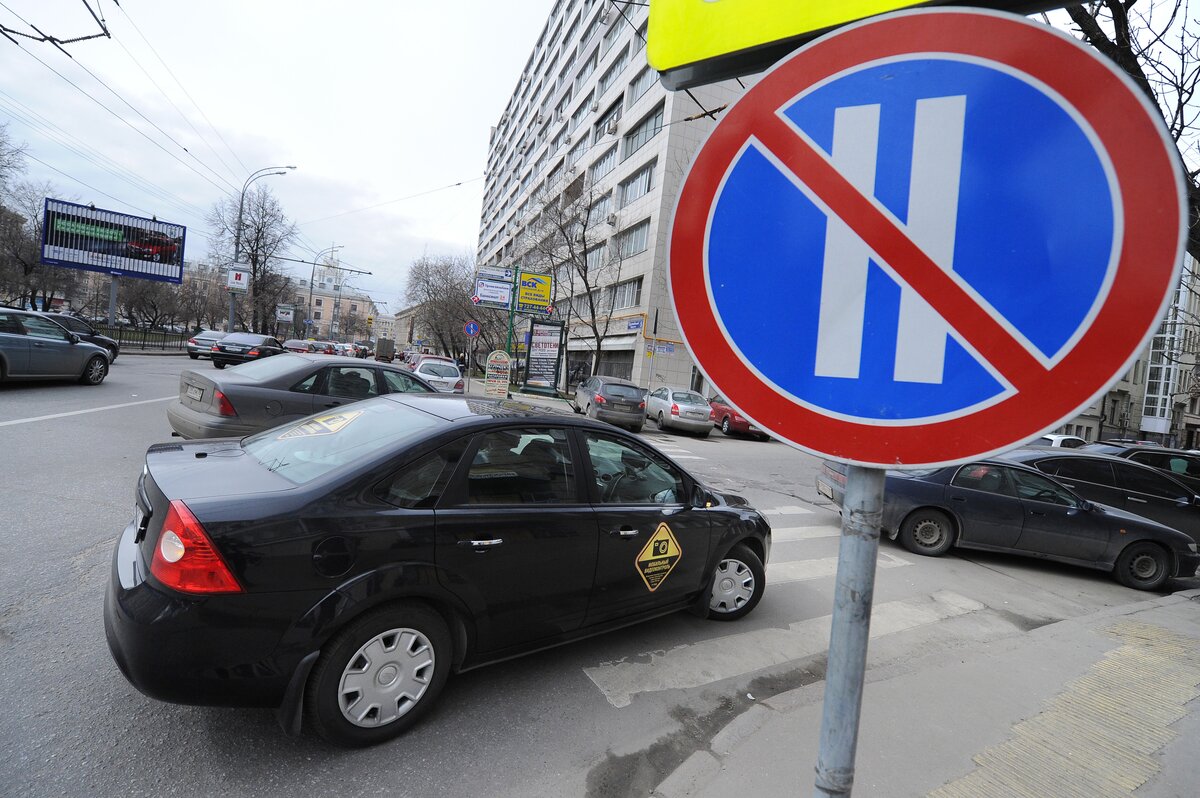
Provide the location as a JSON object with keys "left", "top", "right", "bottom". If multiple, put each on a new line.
{"left": 297, "top": 177, "right": 483, "bottom": 226}
{"left": 110, "top": 0, "right": 251, "bottom": 177}
{"left": 23, "top": 151, "right": 155, "bottom": 215}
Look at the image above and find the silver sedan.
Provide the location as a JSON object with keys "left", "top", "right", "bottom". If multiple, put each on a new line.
{"left": 646, "top": 387, "right": 712, "bottom": 437}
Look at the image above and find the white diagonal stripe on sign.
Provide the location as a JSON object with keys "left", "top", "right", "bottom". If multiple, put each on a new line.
{"left": 583, "top": 591, "right": 985, "bottom": 708}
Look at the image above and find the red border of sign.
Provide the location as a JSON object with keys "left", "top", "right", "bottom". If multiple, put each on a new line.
{"left": 669, "top": 9, "right": 1186, "bottom": 467}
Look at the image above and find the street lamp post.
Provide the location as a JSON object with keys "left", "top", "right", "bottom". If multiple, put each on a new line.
{"left": 228, "top": 165, "right": 297, "bottom": 332}
{"left": 307, "top": 245, "right": 343, "bottom": 339}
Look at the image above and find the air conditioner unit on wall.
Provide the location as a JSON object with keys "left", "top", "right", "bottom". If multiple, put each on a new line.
{"left": 601, "top": 11, "right": 610, "bottom": 24}
{"left": 606, "top": 120, "right": 619, "bottom": 135}
{"left": 606, "top": 213, "right": 617, "bottom": 226}
{"left": 536, "top": 113, "right": 545, "bottom": 124}
{"left": 591, "top": 100, "right": 599, "bottom": 112}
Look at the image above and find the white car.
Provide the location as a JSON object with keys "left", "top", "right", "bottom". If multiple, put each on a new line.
{"left": 414, "top": 360, "right": 464, "bottom": 393}
{"left": 646, "top": 387, "right": 711, "bottom": 437}
{"left": 1032, "top": 433, "right": 1088, "bottom": 448}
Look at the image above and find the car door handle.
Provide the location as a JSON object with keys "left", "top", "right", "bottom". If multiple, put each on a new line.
{"left": 1030, "top": 510, "right": 1046, "bottom": 516}
{"left": 610, "top": 526, "right": 639, "bottom": 538}
{"left": 459, "top": 538, "right": 503, "bottom": 549}
{"left": 950, "top": 496, "right": 967, "bottom": 502}
{"left": 1128, "top": 496, "right": 1148, "bottom": 504}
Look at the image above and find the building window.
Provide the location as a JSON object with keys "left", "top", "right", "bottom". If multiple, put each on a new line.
{"left": 567, "top": 136, "right": 587, "bottom": 167}
{"left": 575, "top": 49, "right": 597, "bottom": 92}
{"left": 589, "top": 192, "right": 611, "bottom": 223}
{"left": 601, "top": 19, "right": 622, "bottom": 54}
{"left": 315, "top": 298, "right": 323, "bottom": 307}
{"left": 570, "top": 90, "right": 593, "bottom": 132}
{"left": 633, "top": 21, "right": 647, "bottom": 52}
{"left": 617, "top": 218, "right": 650, "bottom": 258}
{"left": 619, "top": 160, "right": 655, "bottom": 207}
{"left": 613, "top": 277, "right": 642, "bottom": 309}
{"left": 590, "top": 145, "right": 617, "bottom": 181}
{"left": 315, "top": 311, "right": 323, "bottom": 320}
{"left": 628, "top": 65, "right": 655, "bottom": 107}
{"left": 623, "top": 104, "right": 664, "bottom": 161}
{"left": 593, "top": 100, "right": 623, "bottom": 145}
{"left": 350, "top": 304, "right": 358, "bottom": 313}
{"left": 598, "top": 45, "right": 629, "bottom": 97}
{"left": 586, "top": 243, "right": 607, "bottom": 272}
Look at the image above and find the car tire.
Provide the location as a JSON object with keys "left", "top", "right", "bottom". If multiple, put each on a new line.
{"left": 188, "top": 353, "right": 199, "bottom": 360}
{"left": 657, "top": 411, "right": 666, "bottom": 430}
{"left": 707, "top": 543, "right": 765, "bottom": 621}
{"left": 214, "top": 361, "right": 226, "bottom": 370}
{"left": 899, "top": 509, "right": 955, "bottom": 556}
{"left": 306, "top": 602, "right": 452, "bottom": 747}
{"left": 756, "top": 433, "right": 771, "bottom": 442}
{"left": 585, "top": 403, "right": 593, "bottom": 418}
{"left": 1113, "top": 541, "right": 1171, "bottom": 591}
{"left": 78, "top": 355, "right": 108, "bottom": 385}
{"left": 721, "top": 417, "right": 733, "bottom": 435}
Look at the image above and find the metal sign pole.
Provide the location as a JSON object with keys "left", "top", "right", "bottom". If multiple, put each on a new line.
{"left": 813, "top": 465, "right": 885, "bottom": 798}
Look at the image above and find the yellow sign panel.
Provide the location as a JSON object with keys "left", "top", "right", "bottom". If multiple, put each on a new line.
{"left": 277, "top": 409, "right": 363, "bottom": 439}
{"left": 636, "top": 523, "right": 682, "bottom": 592}
{"left": 516, "top": 271, "right": 553, "bottom": 313}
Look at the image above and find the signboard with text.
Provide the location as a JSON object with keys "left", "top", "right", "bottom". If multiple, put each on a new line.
{"left": 484, "top": 350, "right": 512, "bottom": 398}
{"left": 522, "top": 319, "right": 564, "bottom": 394}
{"left": 226, "top": 267, "right": 250, "bottom": 294}
{"left": 474, "top": 266, "right": 514, "bottom": 310}
{"left": 41, "top": 198, "right": 185, "bottom": 283}
{"left": 516, "top": 271, "right": 553, "bottom": 314}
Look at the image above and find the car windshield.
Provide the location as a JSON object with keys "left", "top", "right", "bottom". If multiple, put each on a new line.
{"left": 242, "top": 398, "right": 442, "bottom": 484}
{"left": 602, "top": 383, "right": 642, "bottom": 400}
{"left": 672, "top": 391, "right": 706, "bottom": 404}
{"left": 422, "top": 363, "right": 459, "bottom": 377}
{"left": 219, "top": 353, "right": 308, "bottom": 381}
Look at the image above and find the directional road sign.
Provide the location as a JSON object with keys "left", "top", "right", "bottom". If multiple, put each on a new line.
{"left": 668, "top": 9, "right": 1185, "bottom": 467}
{"left": 464, "top": 320, "right": 480, "bottom": 338}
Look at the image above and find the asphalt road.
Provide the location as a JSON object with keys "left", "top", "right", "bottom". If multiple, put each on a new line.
{"left": 1, "top": 355, "right": 1195, "bottom": 798}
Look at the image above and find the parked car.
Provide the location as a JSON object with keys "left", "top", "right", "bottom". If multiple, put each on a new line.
{"left": 186, "top": 330, "right": 227, "bottom": 360}
{"left": 1030, "top": 433, "right": 1087, "bottom": 448}
{"left": 38, "top": 313, "right": 120, "bottom": 362}
{"left": 1082, "top": 443, "right": 1200, "bottom": 493}
{"left": 573, "top": 375, "right": 647, "bottom": 432}
{"left": 412, "top": 360, "right": 464, "bottom": 393}
{"left": 709, "top": 394, "right": 769, "bottom": 441}
{"left": 816, "top": 458, "right": 1199, "bottom": 591}
{"left": 408, "top": 353, "right": 455, "bottom": 371}
{"left": 1001, "top": 448, "right": 1200, "bottom": 545}
{"left": 210, "top": 333, "right": 286, "bottom": 369}
{"left": 107, "top": 395, "right": 771, "bottom": 745}
{"left": 283, "top": 339, "right": 317, "bottom": 353}
{"left": 125, "top": 231, "right": 180, "bottom": 263}
{"left": 0, "top": 307, "right": 110, "bottom": 385}
{"left": 646, "top": 387, "right": 711, "bottom": 437}
{"left": 313, "top": 341, "right": 337, "bottom": 355}
{"left": 167, "top": 353, "right": 437, "bottom": 439}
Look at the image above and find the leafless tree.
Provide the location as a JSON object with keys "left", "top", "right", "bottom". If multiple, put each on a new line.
{"left": 0, "top": 123, "right": 25, "bottom": 195}
{"left": 1061, "top": 1, "right": 1200, "bottom": 260}
{"left": 208, "top": 186, "right": 297, "bottom": 333}
{"left": 0, "top": 179, "right": 82, "bottom": 309}
{"left": 404, "top": 254, "right": 489, "bottom": 358}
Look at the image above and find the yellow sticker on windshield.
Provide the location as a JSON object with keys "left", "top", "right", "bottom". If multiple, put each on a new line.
{"left": 637, "top": 523, "right": 682, "bottom": 592}
{"left": 277, "top": 409, "right": 363, "bottom": 439}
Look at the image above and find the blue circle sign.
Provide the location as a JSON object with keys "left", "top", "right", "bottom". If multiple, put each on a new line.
{"left": 464, "top": 320, "right": 480, "bottom": 338}
{"left": 669, "top": 9, "right": 1185, "bottom": 466}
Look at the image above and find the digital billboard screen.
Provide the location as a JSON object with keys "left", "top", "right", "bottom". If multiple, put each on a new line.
{"left": 40, "top": 198, "right": 186, "bottom": 283}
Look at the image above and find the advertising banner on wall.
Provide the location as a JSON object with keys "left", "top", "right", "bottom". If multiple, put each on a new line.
{"left": 516, "top": 270, "right": 553, "bottom": 314}
{"left": 40, "top": 198, "right": 185, "bottom": 283}
{"left": 522, "top": 319, "right": 564, "bottom": 396}
{"left": 275, "top": 305, "right": 294, "bottom": 323}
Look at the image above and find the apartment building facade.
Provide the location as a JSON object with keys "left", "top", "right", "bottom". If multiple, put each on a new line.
{"left": 294, "top": 264, "right": 383, "bottom": 342}
{"left": 476, "top": 0, "right": 745, "bottom": 391}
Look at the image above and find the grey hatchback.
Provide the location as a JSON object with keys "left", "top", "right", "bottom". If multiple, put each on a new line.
{"left": 574, "top": 375, "right": 647, "bottom": 432}
{"left": 186, "top": 329, "right": 227, "bottom": 359}
{"left": 0, "top": 308, "right": 110, "bottom": 385}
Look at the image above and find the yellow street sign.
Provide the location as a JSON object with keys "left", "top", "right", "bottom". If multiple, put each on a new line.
{"left": 636, "top": 523, "right": 682, "bottom": 591}
{"left": 648, "top": 0, "right": 1067, "bottom": 90}
{"left": 516, "top": 271, "right": 553, "bottom": 314}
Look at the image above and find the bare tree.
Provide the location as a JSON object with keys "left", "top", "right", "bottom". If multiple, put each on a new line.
{"left": 0, "top": 179, "right": 82, "bottom": 309}
{"left": 1062, "top": 1, "right": 1200, "bottom": 260}
{"left": 0, "top": 123, "right": 25, "bottom": 195}
{"left": 404, "top": 254, "right": 481, "bottom": 357}
{"left": 208, "top": 186, "right": 297, "bottom": 333}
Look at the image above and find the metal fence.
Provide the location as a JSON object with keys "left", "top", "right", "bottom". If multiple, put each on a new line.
{"left": 95, "top": 325, "right": 188, "bottom": 352}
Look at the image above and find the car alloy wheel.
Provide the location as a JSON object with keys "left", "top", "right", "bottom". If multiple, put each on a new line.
{"left": 899, "top": 509, "right": 954, "bottom": 556}
{"left": 79, "top": 355, "right": 108, "bottom": 385}
{"left": 1114, "top": 542, "right": 1170, "bottom": 591}
{"left": 307, "top": 602, "right": 451, "bottom": 747}
{"left": 707, "top": 543, "right": 765, "bottom": 621}
{"left": 657, "top": 411, "right": 666, "bottom": 429}
{"left": 721, "top": 417, "right": 732, "bottom": 435}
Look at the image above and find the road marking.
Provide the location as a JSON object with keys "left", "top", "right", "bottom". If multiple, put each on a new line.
{"left": 584, "top": 590, "right": 984, "bottom": 707}
{"left": 772, "top": 525, "right": 841, "bottom": 542}
{"left": 767, "top": 550, "right": 911, "bottom": 585}
{"left": 0, "top": 395, "right": 176, "bottom": 427}
{"left": 761, "top": 505, "right": 814, "bottom": 515}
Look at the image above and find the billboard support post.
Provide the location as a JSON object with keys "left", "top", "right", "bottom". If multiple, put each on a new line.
{"left": 107, "top": 275, "right": 118, "bottom": 327}
{"left": 813, "top": 465, "right": 884, "bottom": 798}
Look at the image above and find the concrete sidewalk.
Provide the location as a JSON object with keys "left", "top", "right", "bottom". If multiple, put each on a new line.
{"left": 652, "top": 589, "right": 1200, "bottom": 798}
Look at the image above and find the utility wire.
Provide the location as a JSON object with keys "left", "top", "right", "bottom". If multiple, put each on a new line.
{"left": 297, "top": 178, "right": 483, "bottom": 225}
{"left": 0, "top": 0, "right": 108, "bottom": 46}
{"left": 23, "top": 150, "right": 153, "bottom": 214}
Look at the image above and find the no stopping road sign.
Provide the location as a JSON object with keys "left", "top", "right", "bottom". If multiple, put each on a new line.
{"left": 668, "top": 9, "right": 1186, "bottom": 467}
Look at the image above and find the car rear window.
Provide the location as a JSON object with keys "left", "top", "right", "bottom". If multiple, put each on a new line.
{"left": 602, "top": 384, "right": 642, "bottom": 400}
{"left": 421, "top": 363, "right": 460, "bottom": 377}
{"left": 221, "top": 333, "right": 265, "bottom": 345}
{"left": 672, "top": 391, "right": 706, "bottom": 404}
{"left": 242, "top": 398, "right": 443, "bottom": 484}
{"left": 221, "top": 353, "right": 308, "bottom": 381}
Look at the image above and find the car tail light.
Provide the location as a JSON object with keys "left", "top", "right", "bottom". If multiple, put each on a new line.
{"left": 639, "top": 400, "right": 646, "bottom": 409}
{"left": 247, "top": 348, "right": 260, "bottom": 356}
{"left": 211, "top": 344, "right": 219, "bottom": 352}
{"left": 214, "top": 390, "right": 237, "bottom": 417}
{"left": 454, "top": 379, "right": 464, "bottom": 390}
{"left": 187, "top": 337, "right": 197, "bottom": 346}
{"left": 150, "top": 500, "right": 242, "bottom": 594}
{"left": 671, "top": 402, "right": 680, "bottom": 416}
{"left": 594, "top": 394, "right": 606, "bottom": 404}
{"left": 709, "top": 407, "right": 717, "bottom": 420}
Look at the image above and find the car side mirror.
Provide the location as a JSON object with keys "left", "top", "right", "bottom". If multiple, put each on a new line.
{"left": 67, "top": 332, "right": 80, "bottom": 344}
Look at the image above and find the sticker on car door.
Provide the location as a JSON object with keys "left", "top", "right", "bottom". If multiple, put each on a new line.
{"left": 276, "top": 409, "right": 363, "bottom": 439}
{"left": 636, "top": 523, "right": 682, "bottom": 591}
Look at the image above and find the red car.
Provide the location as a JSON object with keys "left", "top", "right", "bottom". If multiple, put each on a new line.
{"left": 709, "top": 395, "right": 770, "bottom": 441}
{"left": 126, "top": 232, "right": 180, "bottom": 263}
{"left": 282, "top": 339, "right": 317, "bottom": 353}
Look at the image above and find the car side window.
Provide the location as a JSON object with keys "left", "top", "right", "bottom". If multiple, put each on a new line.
{"left": 291, "top": 371, "right": 321, "bottom": 394}
{"left": 0, "top": 313, "right": 26, "bottom": 335}
{"left": 1112, "top": 463, "right": 1189, "bottom": 500}
{"left": 950, "top": 463, "right": 1014, "bottom": 496}
{"left": 1009, "top": 468, "right": 1077, "bottom": 506}
{"left": 20, "top": 316, "right": 70, "bottom": 341}
{"left": 462, "top": 427, "right": 576, "bottom": 505}
{"left": 1038, "top": 458, "right": 1115, "bottom": 485}
{"left": 584, "top": 433, "right": 686, "bottom": 504}
{"left": 382, "top": 369, "right": 427, "bottom": 393}
{"left": 377, "top": 439, "right": 468, "bottom": 509}
{"left": 325, "top": 366, "right": 378, "bottom": 399}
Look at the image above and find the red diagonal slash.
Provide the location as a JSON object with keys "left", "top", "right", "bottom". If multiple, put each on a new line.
{"left": 753, "top": 111, "right": 1050, "bottom": 392}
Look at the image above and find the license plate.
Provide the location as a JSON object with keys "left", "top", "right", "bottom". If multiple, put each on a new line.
{"left": 613, "top": 403, "right": 632, "bottom": 411}
{"left": 817, "top": 480, "right": 833, "bottom": 500}
{"left": 686, "top": 411, "right": 705, "bottom": 419}
{"left": 185, "top": 384, "right": 203, "bottom": 401}
{"left": 226, "top": 346, "right": 245, "bottom": 353}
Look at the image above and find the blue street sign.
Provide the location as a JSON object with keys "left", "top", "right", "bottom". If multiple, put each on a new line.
{"left": 304, "top": 319, "right": 313, "bottom": 326}
{"left": 464, "top": 320, "right": 480, "bottom": 337}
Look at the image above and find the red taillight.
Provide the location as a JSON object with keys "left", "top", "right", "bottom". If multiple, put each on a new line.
{"left": 150, "top": 500, "right": 242, "bottom": 594}
{"left": 671, "top": 402, "right": 680, "bottom": 416}
{"left": 709, "top": 407, "right": 717, "bottom": 420}
{"left": 187, "top": 337, "right": 197, "bottom": 345}
{"left": 454, "top": 379, "right": 464, "bottom": 390}
{"left": 210, "top": 344, "right": 219, "bottom": 352}
{"left": 214, "top": 389, "right": 237, "bottom": 417}
{"left": 594, "top": 394, "right": 606, "bottom": 404}
{"left": 639, "top": 401, "right": 646, "bottom": 409}
{"left": 246, "top": 348, "right": 260, "bottom": 356}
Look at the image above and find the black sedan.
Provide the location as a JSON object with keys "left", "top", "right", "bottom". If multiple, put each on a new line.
{"left": 816, "top": 458, "right": 1199, "bottom": 591}
{"left": 210, "top": 332, "right": 285, "bottom": 369}
{"left": 39, "top": 312, "right": 120, "bottom": 361}
{"left": 167, "top": 353, "right": 437, "bottom": 439}
{"left": 1082, "top": 443, "right": 1200, "bottom": 493}
{"left": 1001, "top": 448, "right": 1200, "bottom": 545}
{"left": 105, "top": 396, "right": 771, "bottom": 746}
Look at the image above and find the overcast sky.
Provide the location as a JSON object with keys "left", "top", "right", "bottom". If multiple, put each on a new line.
{"left": 0, "top": 0, "right": 556, "bottom": 310}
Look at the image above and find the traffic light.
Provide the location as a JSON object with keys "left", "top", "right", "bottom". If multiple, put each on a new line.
{"left": 367, "top": 316, "right": 374, "bottom": 326}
